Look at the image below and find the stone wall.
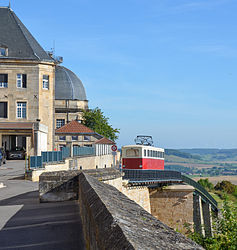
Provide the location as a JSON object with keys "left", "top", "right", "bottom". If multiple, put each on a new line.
{"left": 149, "top": 185, "right": 194, "bottom": 233}
{"left": 78, "top": 172, "right": 203, "bottom": 249}
{"left": 39, "top": 169, "right": 203, "bottom": 249}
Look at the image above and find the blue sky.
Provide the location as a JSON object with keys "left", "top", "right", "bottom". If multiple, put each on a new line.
{"left": 4, "top": 0, "right": 237, "bottom": 148}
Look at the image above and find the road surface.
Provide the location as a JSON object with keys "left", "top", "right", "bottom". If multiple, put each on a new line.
{"left": 0, "top": 160, "right": 85, "bottom": 250}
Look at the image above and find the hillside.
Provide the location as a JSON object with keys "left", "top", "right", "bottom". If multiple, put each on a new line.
{"left": 179, "top": 148, "right": 237, "bottom": 161}
{"left": 164, "top": 148, "right": 237, "bottom": 177}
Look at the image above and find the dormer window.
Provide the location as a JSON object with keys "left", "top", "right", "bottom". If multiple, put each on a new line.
{"left": 0, "top": 47, "right": 8, "bottom": 56}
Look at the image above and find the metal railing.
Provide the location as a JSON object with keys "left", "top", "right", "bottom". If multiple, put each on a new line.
{"left": 62, "top": 147, "right": 70, "bottom": 158}
{"left": 41, "top": 151, "right": 63, "bottom": 163}
{"left": 73, "top": 146, "right": 95, "bottom": 157}
{"left": 28, "top": 146, "right": 96, "bottom": 170}
{"left": 122, "top": 169, "right": 182, "bottom": 183}
{"left": 181, "top": 175, "right": 218, "bottom": 210}
{"left": 29, "top": 156, "right": 43, "bottom": 169}
{"left": 122, "top": 169, "right": 218, "bottom": 211}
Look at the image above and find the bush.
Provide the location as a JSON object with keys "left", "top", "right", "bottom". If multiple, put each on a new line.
{"left": 214, "top": 181, "right": 236, "bottom": 194}
{"left": 187, "top": 197, "right": 237, "bottom": 249}
{"left": 197, "top": 178, "right": 214, "bottom": 191}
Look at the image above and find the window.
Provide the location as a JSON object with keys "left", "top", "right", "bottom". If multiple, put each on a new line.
{"left": 0, "top": 74, "right": 8, "bottom": 88}
{"left": 43, "top": 75, "right": 49, "bottom": 89}
{"left": 84, "top": 135, "right": 90, "bottom": 141}
{"left": 16, "top": 102, "right": 26, "bottom": 118}
{"left": 0, "top": 47, "right": 7, "bottom": 56}
{"left": 144, "top": 149, "right": 146, "bottom": 157}
{"left": 59, "top": 136, "right": 66, "bottom": 141}
{"left": 72, "top": 135, "right": 78, "bottom": 141}
{"left": 56, "top": 119, "right": 65, "bottom": 129}
{"left": 126, "top": 149, "right": 139, "bottom": 157}
{"left": 17, "top": 74, "right": 27, "bottom": 88}
{"left": 0, "top": 102, "right": 7, "bottom": 118}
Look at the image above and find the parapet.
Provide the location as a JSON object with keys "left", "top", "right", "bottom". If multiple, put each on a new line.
{"left": 78, "top": 172, "right": 203, "bottom": 249}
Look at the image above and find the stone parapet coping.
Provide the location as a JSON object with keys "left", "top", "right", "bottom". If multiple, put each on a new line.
{"left": 163, "top": 184, "right": 195, "bottom": 192}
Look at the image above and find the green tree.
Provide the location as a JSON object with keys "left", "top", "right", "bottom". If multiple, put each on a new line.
{"left": 215, "top": 181, "right": 236, "bottom": 194}
{"left": 82, "top": 107, "right": 119, "bottom": 141}
{"left": 197, "top": 178, "right": 214, "bottom": 191}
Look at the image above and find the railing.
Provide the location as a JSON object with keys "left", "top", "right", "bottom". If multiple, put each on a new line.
{"left": 28, "top": 146, "right": 97, "bottom": 170}
{"left": 122, "top": 169, "right": 182, "bottom": 183}
{"left": 29, "top": 156, "right": 43, "bottom": 169}
{"left": 73, "top": 146, "right": 95, "bottom": 157}
{"left": 181, "top": 175, "right": 218, "bottom": 210}
{"left": 122, "top": 169, "right": 218, "bottom": 211}
{"left": 41, "top": 151, "right": 63, "bottom": 163}
{"left": 29, "top": 149, "right": 68, "bottom": 169}
{"left": 62, "top": 147, "right": 70, "bottom": 158}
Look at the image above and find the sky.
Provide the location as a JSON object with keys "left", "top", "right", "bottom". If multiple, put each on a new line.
{"left": 3, "top": 0, "right": 237, "bottom": 148}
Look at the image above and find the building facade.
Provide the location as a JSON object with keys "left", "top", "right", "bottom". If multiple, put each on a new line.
{"left": 0, "top": 7, "right": 88, "bottom": 156}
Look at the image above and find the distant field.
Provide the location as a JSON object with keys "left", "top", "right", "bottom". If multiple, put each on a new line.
{"left": 165, "top": 162, "right": 216, "bottom": 169}
{"left": 193, "top": 176, "right": 237, "bottom": 185}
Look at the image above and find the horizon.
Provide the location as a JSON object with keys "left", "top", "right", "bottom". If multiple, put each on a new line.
{"left": 3, "top": 0, "right": 237, "bottom": 148}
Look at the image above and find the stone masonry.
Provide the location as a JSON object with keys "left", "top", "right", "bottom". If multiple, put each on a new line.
{"left": 149, "top": 185, "right": 195, "bottom": 233}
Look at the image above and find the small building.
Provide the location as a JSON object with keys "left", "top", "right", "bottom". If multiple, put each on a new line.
{"left": 55, "top": 120, "right": 114, "bottom": 151}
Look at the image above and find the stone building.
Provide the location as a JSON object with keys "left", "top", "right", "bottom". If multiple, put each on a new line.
{"left": 0, "top": 7, "right": 88, "bottom": 155}
{"left": 55, "top": 120, "right": 114, "bottom": 151}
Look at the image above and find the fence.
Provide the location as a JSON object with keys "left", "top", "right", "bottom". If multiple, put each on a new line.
{"left": 28, "top": 145, "right": 105, "bottom": 170}
{"left": 181, "top": 175, "right": 218, "bottom": 210}
{"left": 41, "top": 151, "right": 63, "bottom": 163}
{"left": 73, "top": 146, "right": 95, "bottom": 157}
{"left": 122, "top": 169, "right": 182, "bottom": 183}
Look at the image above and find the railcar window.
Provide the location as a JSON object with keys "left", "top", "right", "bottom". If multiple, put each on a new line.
{"left": 148, "top": 150, "right": 150, "bottom": 157}
{"left": 144, "top": 149, "right": 146, "bottom": 157}
{"left": 158, "top": 152, "right": 161, "bottom": 158}
{"left": 155, "top": 151, "right": 158, "bottom": 158}
{"left": 126, "top": 148, "right": 139, "bottom": 157}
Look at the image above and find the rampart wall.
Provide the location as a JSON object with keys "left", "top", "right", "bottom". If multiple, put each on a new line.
{"left": 39, "top": 169, "right": 203, "bottom": 249}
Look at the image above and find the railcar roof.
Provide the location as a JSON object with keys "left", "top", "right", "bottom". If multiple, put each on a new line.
{"left": 122, "top": 145, "right": 164, "bottom": 151}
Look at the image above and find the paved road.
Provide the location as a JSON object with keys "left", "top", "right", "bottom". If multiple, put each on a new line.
{"left": 0, "top": 160, "right": 85, "bottom": 249}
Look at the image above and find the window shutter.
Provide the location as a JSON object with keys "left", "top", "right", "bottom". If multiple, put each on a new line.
{"left": 0, "top": 74, "right": 8, "bottom": 83}
{"left": 22, "top": 74, "right": 27, "bottom": 88}
{"left": 0, "top": 102, "right": 7, "bottom": 118}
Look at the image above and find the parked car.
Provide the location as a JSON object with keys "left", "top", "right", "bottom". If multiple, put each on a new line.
{"left": 7, "top": 147, "right": 26, "bottom": 160}
{"left": 0, "top": 148, "right": 7, "bottom": 165}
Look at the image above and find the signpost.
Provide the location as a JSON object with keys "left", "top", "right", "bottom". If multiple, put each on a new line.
{"left": 111, "top": 145, "right": 117, "bottom": 168}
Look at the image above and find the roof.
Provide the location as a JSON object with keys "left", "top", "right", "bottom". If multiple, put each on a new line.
{"left": 0, "top": 7, "right": 53, "bottom": 62}
{"left": 122, "top": 145, "right": 164, "bottom": 151}
{"left": 55, "top": 66, "right": 87, "bottom": 100}
{"left": 95, "top": 137, "right": 115, "bottom": 145}
{"left": 55, "top": 120, "right": 95, "bottom": 134}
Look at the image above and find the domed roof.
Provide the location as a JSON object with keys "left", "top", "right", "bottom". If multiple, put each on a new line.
{"left": 55, "top": 65, "right": 87, "bottom": 100}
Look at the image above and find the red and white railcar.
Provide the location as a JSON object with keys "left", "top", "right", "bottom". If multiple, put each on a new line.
{"left": 122, "top": 145, "right": 164, "bottom": 170}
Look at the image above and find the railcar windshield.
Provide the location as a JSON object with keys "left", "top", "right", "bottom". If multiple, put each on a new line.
{"left": 126, "top": 148, "right": 139, "bottom": 157}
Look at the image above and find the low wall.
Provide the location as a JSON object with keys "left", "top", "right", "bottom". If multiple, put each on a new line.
{"left": 39, "top": 169, "right": 121, "bottom": 202}
{"left": 29, "top": 154, "right": 114, "bottom": 182}
{"left": 79, "top": 172, "right": 203, "bottom": 249}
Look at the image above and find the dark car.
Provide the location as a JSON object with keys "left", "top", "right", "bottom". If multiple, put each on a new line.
{"left": 0, "top": 148, "right": 7, "bottom": 165}
{"left": 7, "top": 147, "right": 26, "bottom": 160}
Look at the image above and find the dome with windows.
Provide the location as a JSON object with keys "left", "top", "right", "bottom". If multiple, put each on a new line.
{"left": 55, "top": 65, "right": 87, "bottom": 101}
